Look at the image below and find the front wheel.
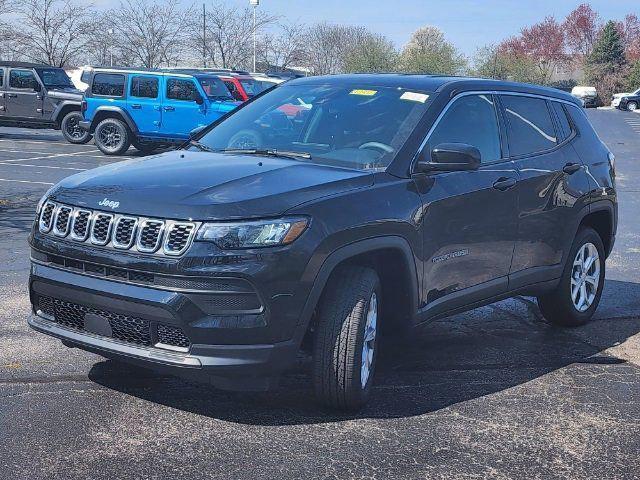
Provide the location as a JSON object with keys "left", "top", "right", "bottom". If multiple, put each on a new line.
{"left": 627, "top": 101, "right": 638, "bottom": 111}
{"left": 312, "top": 265, "right": 381, "bottom": 410}
{"left": 537, "top": 227, "right": 605, "bottom": 327}
{"left": 60, "top": 111, "right": 91, "bottom": 144}
{"left": 94, "top": 118, "right": 131, "bottom": 155}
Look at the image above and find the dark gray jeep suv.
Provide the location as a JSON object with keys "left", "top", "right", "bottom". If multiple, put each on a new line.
{"left": 0, "top": 61, "right": 90, "bottom": 144}
{"left": 28, "top": 75, "right": 617, "bottom": 410}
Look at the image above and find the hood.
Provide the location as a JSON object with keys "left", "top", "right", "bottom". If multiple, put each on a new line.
{"left": 47, "top": 87, "right": 83, "bottom": 101}
{"left": 50, "top": 151, "right": 373, "bottom": 220}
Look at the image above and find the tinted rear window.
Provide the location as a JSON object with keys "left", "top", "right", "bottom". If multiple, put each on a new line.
{"left": 551, "top": 101, "right": 572, "bottom": 141}
{"left": 501, "top": 96, "right": 557, "bottom": 156}
{"left": 130, "top": 76, "right": 159, "bottom": 99}
{"left": 92, "top": 73, "right": 125, "bottom": 97}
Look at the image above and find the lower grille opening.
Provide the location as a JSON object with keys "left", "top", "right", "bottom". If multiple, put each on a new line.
{"left": 36, "top": 295, "right": 191, "bottom": 351}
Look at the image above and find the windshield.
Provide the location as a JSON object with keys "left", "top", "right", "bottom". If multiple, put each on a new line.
{"left": 197, "top": 76, "right": 234, "bottom": 101}
{"left": 193, "top": 83, "right": 432, "bottom": 170}
{"left": 239, "top": 78, "right": 260, "bottom": 97}
{"left": 36, "top": 68, "right": 74, "bottom": 88}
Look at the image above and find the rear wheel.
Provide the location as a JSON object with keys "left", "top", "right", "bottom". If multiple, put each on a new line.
{"left": 312, "top": 265, "right": 381, "bottom": 410}
{"left": 60, "top": 111, "right": 91, "bottom": 144}
{"left": 537, "top": 227, "right": 605, "bottom": 327}
{"left": 94, "top": 118, "right": 131, "bottom": 155}
{"left": 627, "top": 101, "right": 638, "bottom": 111}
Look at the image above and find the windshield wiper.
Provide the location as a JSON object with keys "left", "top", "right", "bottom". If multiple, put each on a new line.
{"left": 189, "top": 140, "right": 216, "bottom": 153}
{"left": 221, "top": 148, "right": 312, "bottom": 160}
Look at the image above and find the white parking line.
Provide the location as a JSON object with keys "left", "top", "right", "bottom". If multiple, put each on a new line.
{"left": 0, "top": 138, "right": 96, "bottom": 148}
{"left": 0, "top": 178, "right": 54, "bottom": 185}
{"left": 2, "top": 150, "right": 100, "bottom": 163}
{"left": 0, "top": 162, "right": 86, "bottom": 171}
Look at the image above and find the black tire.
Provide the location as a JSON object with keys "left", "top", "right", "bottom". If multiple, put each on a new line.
{"left": 60, "top": 111, "right": 92, "bottom": 144}
{"left": 312, "top": 265, "right": 381, "bottom": 410}
{"left": 94, "top": 117, "right": 131, "bottom": 155}
{"left": 627, "top": 101, "right": 638, "bottom": 112}
{"left": 132, "top": 141, "right": 159, "bottom": 155}
{"left": 537, "top": 227, "right": 605, "bottom": 327}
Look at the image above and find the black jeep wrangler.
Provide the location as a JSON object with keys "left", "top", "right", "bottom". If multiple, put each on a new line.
{"left": 0, "top": 61, "right": 90, "bottom": 144}
{"left": 28, "top": 74, "right": 617, "bottom": 410}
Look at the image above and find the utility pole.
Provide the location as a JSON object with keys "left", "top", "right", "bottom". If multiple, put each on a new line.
{"left": 250, "top": 0, "right": 259, "bottom": 72}
{"left": 202, "top": 3, "right": 207, "bottom": 68}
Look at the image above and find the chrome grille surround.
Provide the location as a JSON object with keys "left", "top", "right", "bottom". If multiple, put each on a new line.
{"left": 136, "top": 219, "right": 165, "bottom": 253}
{"left": 53, "top": 206, "right": 73, "bottom": 237}
{"left": 70, "top": 209, "right": 92, "bottom": 241}
{"left": 163, "top": 221, "right": 196, "bottom": 256}
{"left": 112, "top": 216, "right": 138, "bottom": 249}
{"left": 90, "top": 213, "right": 114, "bottom": 245}
{"left": 39, "top": 201, "right": 57, "bottom": 233}
{"left": 36, "top": 202, "right": 197, "bottom": 257}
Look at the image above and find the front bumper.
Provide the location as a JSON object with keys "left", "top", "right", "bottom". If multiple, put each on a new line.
{"left": 28, "top": 254, "right": 307, "bottom": 390}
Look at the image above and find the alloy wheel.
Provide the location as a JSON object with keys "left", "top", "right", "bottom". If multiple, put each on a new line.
{"left": 99, "top": 124, "right": 122, "bottom": 150}
{"left": 360, "top": 292, "right": 377, "bottom": 388}
{"left": 570, "top": 242, "right": 601, "bottom": 312}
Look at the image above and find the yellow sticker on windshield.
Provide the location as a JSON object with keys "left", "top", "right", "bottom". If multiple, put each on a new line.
{"left": 350, "top": 89, "right": 377, "bottom": 96}
{"left": 400, "top": 91, "right": 429, "bottom": 103}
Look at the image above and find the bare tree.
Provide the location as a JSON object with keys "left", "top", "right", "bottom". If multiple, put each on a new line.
{"left": 4, "top": 0, "right": 94, "bottom": 67}
{"left": 303, "top": 23, "right": 351, "bottom": 75}
{"left": 194, "top": 1, "right": 275, "bottom": 70}
{"left": 103, "top": 0, "right": 194, "bottom": 68}
{"left": 259, "top": 22, "right": 307, "bottom": 71}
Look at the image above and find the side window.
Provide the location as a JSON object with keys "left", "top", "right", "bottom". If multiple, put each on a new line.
{"left": 501, "top": 95, "right": 557, "bottom": 156}
{"left": 0, "top": 69, "right": 3, "bottom": 87}
{"left": 166, "top": 78, "right": 199, "bottom": 101}
{"left": 80, "top": 70, "right": 90, "bottom": 84}
{"left": 9, "top": 70, "right": 38, "bottom": 90}
{"left": 427, "top": 94, "right": 502, "bottom": 163}
{"left": 130, "top": 76, "right": 159, "bottom": 99}
{"left": 551, "top": 101, "right": 572, "bottom": 141}
{"left": 225, "top": 80, "right": 244, "bottom": 101}
{"left": 91, "top": 73, "right": 125, "bottom": 97}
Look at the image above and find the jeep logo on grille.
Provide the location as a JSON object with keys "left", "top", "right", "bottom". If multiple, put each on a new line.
{"left": 98, "top": 198, "right": 120, "bottom": 210}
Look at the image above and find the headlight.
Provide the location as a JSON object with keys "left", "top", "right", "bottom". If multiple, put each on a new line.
{"left": 196, "top": 217, "right": 309, "bottom": 249}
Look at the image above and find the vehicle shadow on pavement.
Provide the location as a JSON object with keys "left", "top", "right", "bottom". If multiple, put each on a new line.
{"left": 88, "top": 279, "right": 640, "bottom": 425}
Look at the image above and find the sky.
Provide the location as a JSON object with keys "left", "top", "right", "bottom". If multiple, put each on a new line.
{"left": 164, "top": 0, "right": 638, "bottom": 56}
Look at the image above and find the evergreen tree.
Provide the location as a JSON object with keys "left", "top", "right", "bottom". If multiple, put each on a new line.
{"left": 627, "top": 61, "right": 640, "bottom": 91}
{"left": 588, "top": 20, "right": 626, "bottom": 71}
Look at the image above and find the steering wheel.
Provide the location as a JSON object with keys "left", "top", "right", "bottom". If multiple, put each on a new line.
{"left": 358, "top": 142, "right": 394, "bottom": 154}
{"left": 228, "top": 129, "right": 262, "bottom": 149}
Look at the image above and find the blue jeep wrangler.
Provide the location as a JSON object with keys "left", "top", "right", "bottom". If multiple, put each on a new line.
{"left": 79, "top": 68, "right": 238, "bottom": 155}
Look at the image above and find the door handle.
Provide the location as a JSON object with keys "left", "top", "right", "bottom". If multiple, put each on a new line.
{"left": 563, "top": 162, "right": 581, "bottom": 174}
{"left": 163, "top": 106, "right": 175, "bottom": 112}
{"left": 131, "top": 104, "right": 142, "bottom": 109}
{"left": 492, "top": 177, "right": 517, "bottom": 191}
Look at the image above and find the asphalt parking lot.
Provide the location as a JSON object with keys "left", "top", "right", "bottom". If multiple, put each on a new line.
{"left": 1, "top": 110, "right": 639, "bottom": 480}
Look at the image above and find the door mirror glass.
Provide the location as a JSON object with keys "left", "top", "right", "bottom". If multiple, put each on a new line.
{"left": 195, "top": 93, "right": 204, "bottom": 105}
{"left": 416, "top": 143, "right": 481, "bottom": 173}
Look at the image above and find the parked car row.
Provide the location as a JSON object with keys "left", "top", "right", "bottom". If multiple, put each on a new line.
{"left": 1, "top": 60, "right": 288, "bottom": 154}
{"left": 568, "top": 84, "right": 640, "bottom": 112}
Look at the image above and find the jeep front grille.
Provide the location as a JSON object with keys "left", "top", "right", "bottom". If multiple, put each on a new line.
{"left": 91, "top": 213, "right": 113, "bottom": 245}
{"left": 137, "top": 220, "right": 164, "bottom": 252}
{"left": 37, "top": 202, "right": 197, "bottom": 256}
{"left": 113, "top": 216, "right": 137, "bottom": 249}
{"left": 71, "top": 209, "right": 92, "bottom": 241}
{"left": 53, "top": 206, "right": 72, "bottom": 237}
{"left": 39, "top": 202, "right": 56, "bottom": 232}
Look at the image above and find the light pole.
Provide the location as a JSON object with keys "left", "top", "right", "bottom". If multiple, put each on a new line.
{"left": 249, "top": 0, "right": 259, "bottom": 72}
{"left": 107, "top": 28, "right": 114, "bottom": 67}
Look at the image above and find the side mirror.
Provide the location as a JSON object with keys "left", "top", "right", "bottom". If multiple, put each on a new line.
{"left": 415, "top": 143, "right": 481, "bottom": 173}
{"left": 195, "top": 93, "right": 204, "bottom": 105}
{"left": 33, "top": 82, "right": 42, "bottom": 92}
